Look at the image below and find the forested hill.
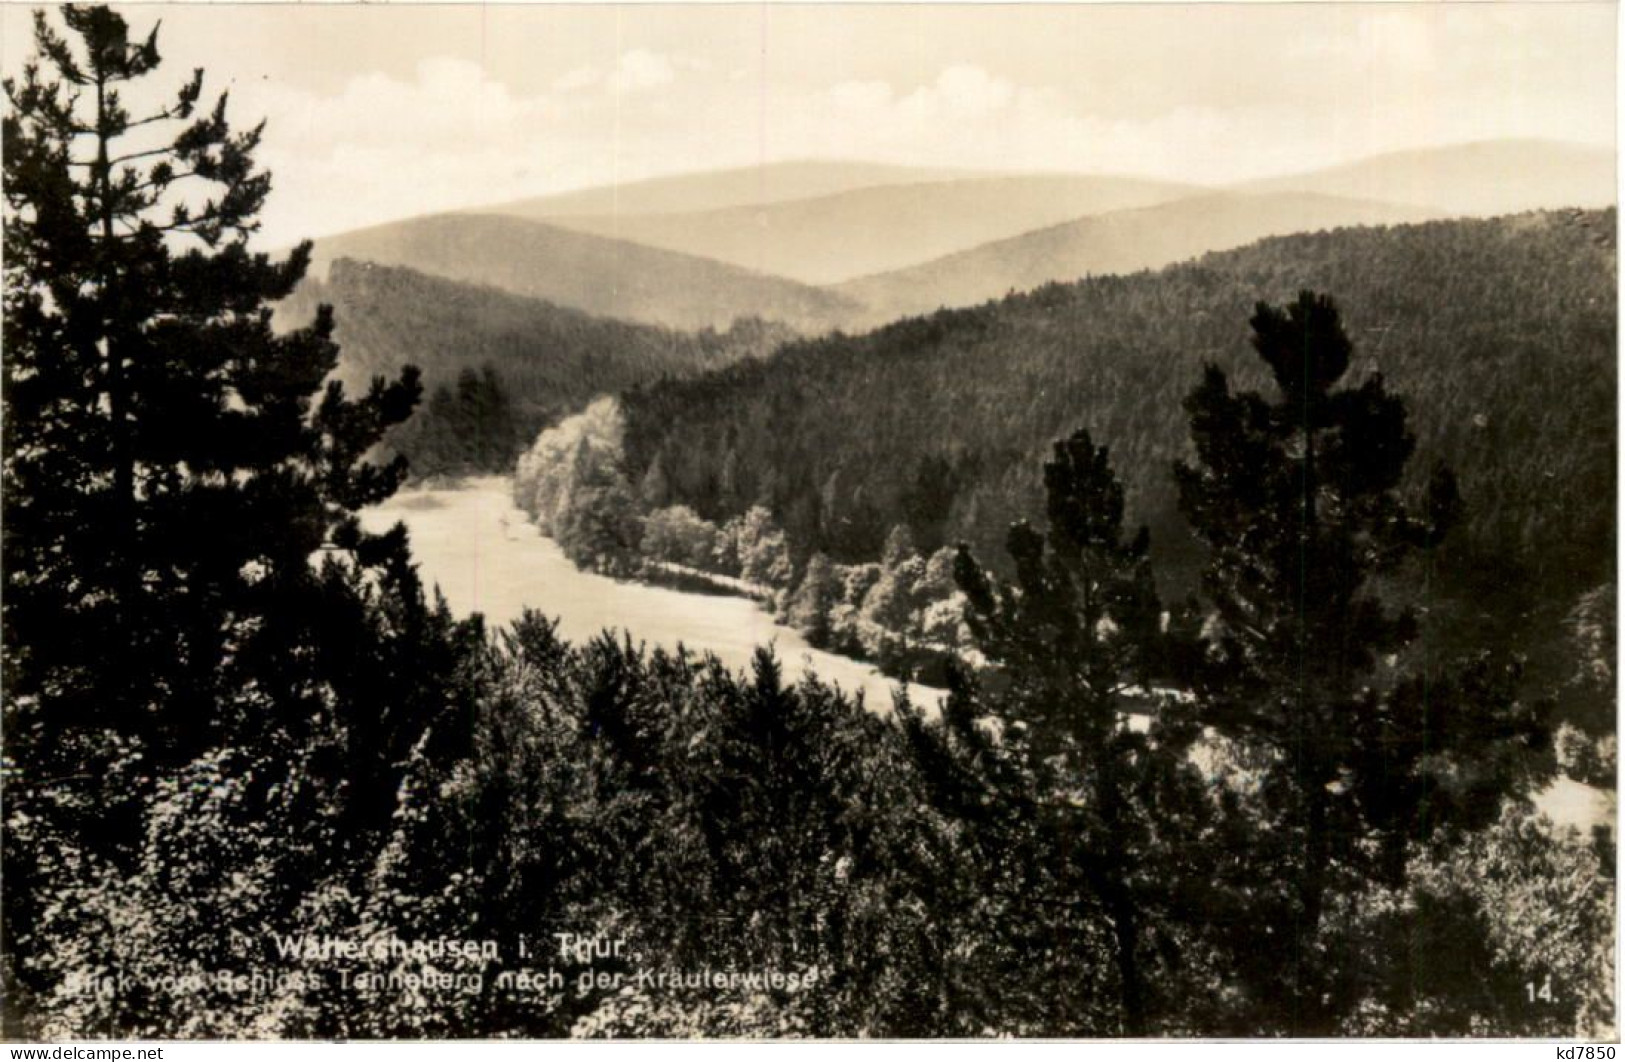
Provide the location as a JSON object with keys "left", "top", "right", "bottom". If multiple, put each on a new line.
{"left": 276, "top": 258, "right": 795, "bottom": 474}
{"left": 622, "top": 209, "right": 1616, "bottom": 660}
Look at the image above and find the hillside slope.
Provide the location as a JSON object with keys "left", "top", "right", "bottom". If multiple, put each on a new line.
{"left": 1246, "top": 139, "right": 1615, "bottom": 217}
{"left": 835, "top": 191, "right": 1441, "bottom": 322}
{"left": 277, "top": 258, "right": 794, "bottom": 470}
{"left": 541, "top": 174, "right": 1201, "bottom": 285}
{"left": 309, "top": 213, "right": 860, "bottom": 333}
{"left": 623, "top": 210, "right": 1616, "bottom": 665}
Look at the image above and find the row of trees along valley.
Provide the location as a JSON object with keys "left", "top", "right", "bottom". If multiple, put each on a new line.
{"left": 512, "top": 396, "right": 972, "bottom": 682}
{"left": 3, "top": 5, "right": 1614, "bottom": 1040}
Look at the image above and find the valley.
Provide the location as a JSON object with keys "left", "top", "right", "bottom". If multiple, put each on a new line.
{"left": 289, "top": 148, "right": 1617, "bottom": 750}
{"left": 361, "top": 479, "right": 943, "bottom": 712}
{"left": 11, "top": 1, "right": 1616, "bottom": 1038}
{"left": 308, "top": 140, "right": 1617, "bottom": 957}
{"left": 365, "top": 479, "right": 1612, "bottom": 839}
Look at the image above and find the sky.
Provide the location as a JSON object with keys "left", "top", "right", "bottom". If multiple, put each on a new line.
{"left": 1, "top": 2, "right": 1616, "bottom": 248}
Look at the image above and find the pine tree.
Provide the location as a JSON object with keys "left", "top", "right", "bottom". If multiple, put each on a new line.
{"left": 4, "top": 0, "right": 424, "bottom": 773}
{"left": 1173, "top": 291, "right": 1549, "bottom": 1032}
{"left": 901, "top": 454, "right": 956, "bottom": 553}
{"left": 2, "top": 5, "right": 433, "bottom": 1019}
{"left": 783, "top": 553, "right": 838, "bottom": 647}
{"left": 456, "top": 364, "right": 517, "bottom": 470}
{"left": 949, "top": 428, "right": 1206, "bottom": 1035}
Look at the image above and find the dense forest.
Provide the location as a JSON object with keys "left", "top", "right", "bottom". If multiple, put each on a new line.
{"left": 275, "top": 259, "right": 794, "bottom": 477}
{"left": 2, "top": 6, "right": 1614, "bottom": 1043}
{"left": 621, "top": 211, "right": 1617, "bottom": 725}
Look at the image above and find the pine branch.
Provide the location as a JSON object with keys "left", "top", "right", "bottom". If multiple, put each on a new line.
{"left": 107, "top": 145, "right": 175, "bottom": 166}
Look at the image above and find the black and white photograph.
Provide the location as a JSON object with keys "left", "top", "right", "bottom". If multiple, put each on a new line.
{"left": 0, "top": 0, "right": 1617, "bottom": 1041}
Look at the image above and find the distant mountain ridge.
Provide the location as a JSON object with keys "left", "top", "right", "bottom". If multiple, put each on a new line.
{"left": 477, "top": 159, "right": 991, "bottom": 219}
{"left": 1243, "top": 138, "right": 1614, "bottom": 217}
{"left": 834, "top": 191, "right": 1444, "bottom": 324}
{"left": 303, "top": 138, "right": 1615, "bottom": 334}
{"left": 536, "top": 174, "right": 1203, "bottom": 285}
{"left": 308, "top": 213, "right": 860, "bottom": 333}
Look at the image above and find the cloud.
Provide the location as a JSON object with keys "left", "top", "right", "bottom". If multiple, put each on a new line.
{"left": 755, "top": 64, "right": 1298, "bottom": 183}
{"left": 229, "top": 55, "right": 1329, "bottom": 246}
{"left": 234, "top": 56, "right": 581, "bottom": 245}
{"left": 243, "top": 56, "right": 557, "bottom": 160}
{"left": 824, "top": 65, "right": 1044, "bottom": 139}
{"left": 1284, "top": 9, "right": 1442, "bottom": 72}
{"left": 928, "top": 65, "right": 1014, "bottom": 117}
{"left": 830, "top": 79, "right": 893, "bottom": 112}
{"left": 232, "top": 47, "right": 736, "bottom": 246}
{"left": 606, "top": 49, "right": 675, "bottom": 93}
{"left": 553, "top": 66, "right": 600, "bottom": 92}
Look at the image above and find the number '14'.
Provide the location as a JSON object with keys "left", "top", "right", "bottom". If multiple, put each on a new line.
{"left": 1526, "top": 975, "right": 1553, "bottom": 1003}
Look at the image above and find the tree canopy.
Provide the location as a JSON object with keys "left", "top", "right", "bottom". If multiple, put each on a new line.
{"left": 1173, "top": 291, "right": 1551, "bottom": 1032}
{"left": 3, "top": 2, "right": 454, "bottom": 1025}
